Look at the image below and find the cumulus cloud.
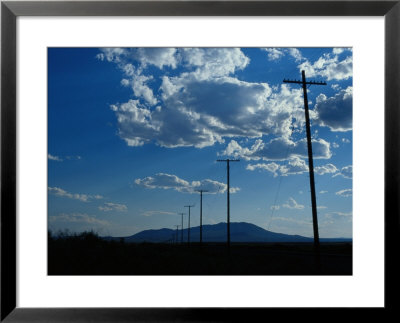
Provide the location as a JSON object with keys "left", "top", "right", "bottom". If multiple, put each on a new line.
{"left": 48, "top": 187, "right": 103, "bottom": 202}
{"left": 222, "top": 137, "right": 331, "bottom": 161}
{"left": 314, "top": 87, "right": 352, "bottom": 132}
{"left": 263, "top": 48, "right": 285, "bottom": 61}
{"left": 247, "top": 158, "right": 343, "bottom": 178}
{"left": 298, "top": 52, "right": 352, "bottom": 81}
{"left": 99, "top": 48, "right": 321, "bottom": 149}
{"left": 334, "top": 165, "right": 352, "bottom": 179}
{"left": 282, "top": 197, "right": 304, "bottom": 210}
{"left": 335, "top": 188, "right": 352, "bottom": 197}
{"left": 134, "top": 173, "right": 239, "bottom": 194}
{"left": 314, "top": 163, "right": 338, "bottom": 175}
{"left": 99, "top": 202, "right": 128, "bottom": 212}
{"left": 262, "top": 48, "right": 304, "bottom": 62}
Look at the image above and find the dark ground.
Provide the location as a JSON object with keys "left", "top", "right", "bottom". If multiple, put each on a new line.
{"left": 48, "top": 232, "right": 352, "bottom": 275}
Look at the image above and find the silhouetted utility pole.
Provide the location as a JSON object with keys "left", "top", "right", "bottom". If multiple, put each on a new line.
{"left": 283, "top": 70, "right": 326, "bottom": 259}
{"left": 178, "top": 212, "right": 185, "bottom": 243}
{"left": 196, "top": 190, "right": 209, "bottom": 245}
{"left": 175, "top": 225, "right": 180, "bottom": 244}
{"left": 217, "top": 159, "right": 239, "bottom": 249}
{"left": 184, "top": 205, "right": 194, "bottom": 245}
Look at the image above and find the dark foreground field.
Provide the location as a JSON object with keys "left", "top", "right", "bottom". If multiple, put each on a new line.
{"left": 48, "top": 232, "right": 352, "bottom": 275}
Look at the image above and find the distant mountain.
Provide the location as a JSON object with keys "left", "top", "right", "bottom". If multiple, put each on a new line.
{"left": 102, "top": 222, "right": 352, "bottom": 243}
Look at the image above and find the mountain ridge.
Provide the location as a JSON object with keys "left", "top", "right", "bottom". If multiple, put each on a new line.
{"left": 102, "top": 222, "right": 351, "bottom": 243}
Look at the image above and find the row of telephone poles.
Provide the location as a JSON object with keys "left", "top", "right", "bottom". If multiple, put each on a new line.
{"left": 173, "top": 159, "right": 240, "bottom": 247}
{"left": 172, "top": 71, "right": 324, "bottom": 264}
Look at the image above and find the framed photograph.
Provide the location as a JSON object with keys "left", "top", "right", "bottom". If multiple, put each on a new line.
{"left": 1, "top": 0, "right": 398, "bottom": 321}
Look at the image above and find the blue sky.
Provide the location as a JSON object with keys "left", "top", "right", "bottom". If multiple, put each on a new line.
{"left": 48, "top": 47, "right": 352, "bottom": 238}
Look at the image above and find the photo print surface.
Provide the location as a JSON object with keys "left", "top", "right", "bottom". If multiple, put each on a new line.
{"left": 48, "top": 47, "right": 352, "bottom": 275}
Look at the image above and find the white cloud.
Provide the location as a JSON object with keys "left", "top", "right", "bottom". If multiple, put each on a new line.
{"left": 247, "top": 158, "right": 343, "bottom": 178}
{"left": 222, "top": 137, "right": 331, "bottom": 161}
{"left": 335, "top": 188, "right": 352, "bottom": 197}
{"left": 142, "top": 210, "right": 177, "bottom": 217}
{"left": 314, "top": 163, "right": 338, "bottom": 175}
{"left": 246, "top": 162, "right": 280, "bottom": 176}
{"left": 314, "top": 87, "right": 352, "bottom": 132}
{"left": 270, "top": 205, "right": 280, "bottom": 210}
{"left": 101, "top": 48, "right": 324, "bottom": 149}
{"left": 99, "top": 202, "right": 128, "bottom": 212}
{"left": 282, "top": 197, "right": 304, "bottom": 210}
{"left": 334, "top": 165, "right": 352, "bottom": 179}
{"left": 325, "top": 211, "right": 352, "bottom": 217}
{"left": 262, "top": 48, "right": 304, "bottom": 62}
{"left": 279, "top": 157, "right": 309, "bottom": 176}
{"left": 262, "top": 48, "right": 285, "bottom": 61}
{"left": 298, "top": 52, "right": 352, "bottom": 81}
{"left": 48, "top": 187, "right": 103, "bottom": 202}
{"left": 134, "top": 173, "right": 238, "bottom": 194}
{"left": 48, "top": 154, "right": 62, "bottom": 162}
{"left": 319, "top": 190, "right": 328, "bottom": 194}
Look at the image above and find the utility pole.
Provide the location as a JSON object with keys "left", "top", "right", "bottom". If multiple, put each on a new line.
{"left": 184, "top": 205, "right": 194, "bottom": 245}
{"left": 196, "top": 190, "right": 209, "bottom": 245}
{"left": 175, "top": 225, "right": 180, "bottom": 244}
{"left": 283, "top": 70, "right": 326, "bottom": 261}
{"left": 178, "top": 212, "right": 185, "bottom": 244}
{"left": 217, "top": 159, "right": 239, "bottom": 249}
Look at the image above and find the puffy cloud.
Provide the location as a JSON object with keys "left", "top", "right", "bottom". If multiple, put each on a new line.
{"left": 334, "top": 165, "right": 352, "bottom": 179}
{"left": 298, "top": 52, "right": 352, "bottom": 81}
{"left": 99, "top": 202, "right": 128, "bottom": 212}
{"left": 262, "top": 48, "right": 285, "bottom": 61}
{"left": 279, "top": 157, "right": 309, "bottom": 176}
{"left": 48, "top": 187, "right": 103, "bottom": 202}
{"left": 246, "top": 162, "right": 280, "bottom": 176}
{"left": 282, "top": 197, "right": 304, "bottom": 209}
{"left": 314, "top": 163, "right": 338, "bottom": 175}
{"left": 314, "top": 87, "right": 352, "bottom": 132}
{"left": 134, "top": 173, "right": 238, "bottom": 194}
{"left": 100, "top": 47, "right": 319, "bottom": 149}
{"left": 262, "top": 48, "right": 304, "bottom": 62}
{"left": 222, "top": 137, "right": 331, "bottom": 161}
{"left": 335, "top": 188, "right": 352, "bottom": 197}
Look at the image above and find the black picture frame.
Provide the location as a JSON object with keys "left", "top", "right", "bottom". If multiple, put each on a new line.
{"left": 1, "top": 0, "right": 399, "bottom": 321}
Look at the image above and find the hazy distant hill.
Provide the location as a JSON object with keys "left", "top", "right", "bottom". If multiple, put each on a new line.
{"left": 103, "top": 222, "right": 351, "bottom": 243}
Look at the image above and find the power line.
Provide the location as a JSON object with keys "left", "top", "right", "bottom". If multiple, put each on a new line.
{"left": 217, "top": 159, "right": 239, "bottom": 249}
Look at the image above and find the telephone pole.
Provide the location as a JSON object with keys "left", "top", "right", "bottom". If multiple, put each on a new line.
{"left": 283, "top": 70, "right": 326, "bottom": 258}
{"left": 184, "top": 205, "right": 194, "bottom": 245}
{"left": 217, "top": 159, "right": 239, "bottom": 249}
{"left": 175, "top": 225, "right": 180, "bottom": 244}
{"left": 178, "top": 212, "right": 185, "bottom": 244}
{"left": 196, "top": 190, "right": 209, "bottom": 245}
